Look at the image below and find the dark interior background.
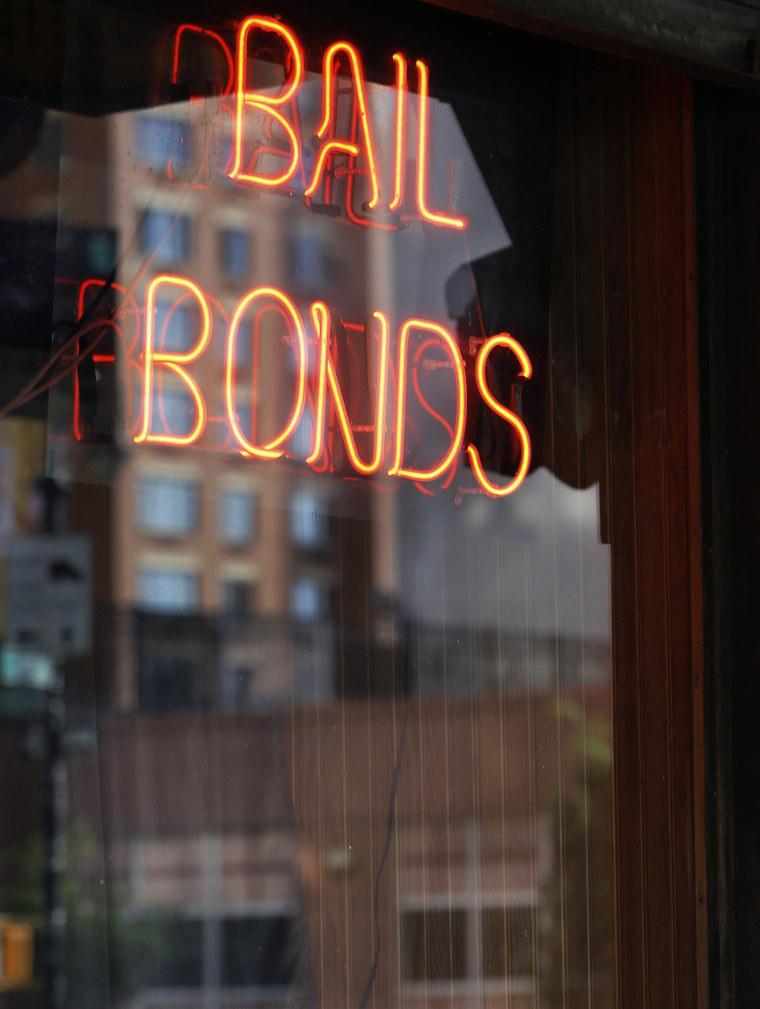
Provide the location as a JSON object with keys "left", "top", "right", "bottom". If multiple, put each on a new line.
{"left": 696, "top": 80, "right": 760, "bottom": 1009}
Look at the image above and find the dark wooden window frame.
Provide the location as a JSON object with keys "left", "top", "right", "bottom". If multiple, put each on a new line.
{"left": 549, "top": 51, "right": 706, "bottom": 1009}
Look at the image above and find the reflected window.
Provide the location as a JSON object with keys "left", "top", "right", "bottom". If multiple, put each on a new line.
{"left": 137, "top": 115, "right": 191, "bottom": 173}
{"left": 290, "top": 489, "right": 329, "bottom": 548}
{"left": 291, "top": 578, "right": 329, "bottom": 622}
{"left": 137, "top": 568, "right": 198, "bottom": 613}
{"left": 221, "top": 915, "right": 298, "bottom": 987}
{"left": 154, "top": 300, "right": 199, "bottom": 352}
{"left": 139, "top": 653, "right": 197, "bottom": 711}
{"left": 137, "top": 477, "right": 198, "bottom": 537}
{"left": 220, "top": 664, "right": 254, "bottom": 708}
{"left": 400, "top": 818, "right": 541, "bottom": 989}
{"left": 142, "top": 918, "right": 203, "bottom": 987}
{"left": 290, "top": 232, "right": 327, "bottom": 293}
{"left": 402, "top": 904, "right": 536, "bottom": 984}
{"left": 215, "top": 129, "right": 234, "bottom": 175}
{"left": 289, "top": 404, "right": 314, "bottom": 460}
{"left": 136, "top": 611, "right": 215, "bottom": 711}
{"left": 221, "top": 579, "right": 256, "bottom": 620}
{"left": 139, "top": 209, "right": 192, "bottom": 264}
{"left": 482, "top": 905, "right": 535, "bottom": 979}
{"left": 403, "top": 909, "right": 467, "bottom": 981}
{"left": 149, "top": 386, "right": 195, "bottom": 438}
{"left": 219, "top": 489, "right": 255, "bottom": 545}
{"left": 220, "top": 228, "right": 251, "bottom": 280}
{"left": 132, "top": 913, "right": 298, "bottom": 992}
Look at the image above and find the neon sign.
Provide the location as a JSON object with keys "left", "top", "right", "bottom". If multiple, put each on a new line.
{"left": 69, "top": 274, "right": 532, "bottom": 497}
{"left": 64, "top": 17, "right": 535, "bottom": 498}
{"left": 168, "top": 17, "right": 466, "bottom": 229}
{"left": 230, "top": 17, "right": 304, "bottom": 190}
{"left": 135, "top": 275, "right": 213, "bottom": 447}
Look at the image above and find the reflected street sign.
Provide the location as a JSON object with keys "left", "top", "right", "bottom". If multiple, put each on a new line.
{"left": 5, "top": 536, "right": 92, "bottom": 656}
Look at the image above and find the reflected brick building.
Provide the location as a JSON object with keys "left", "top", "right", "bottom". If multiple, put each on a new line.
{"left": 0, "top": 22, "right": 615, "bottom": 1009}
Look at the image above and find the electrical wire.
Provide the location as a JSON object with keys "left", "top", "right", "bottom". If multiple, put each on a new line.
{"left": 0, "top": 93, "right": 218, "bottom": 420}
{"left": 356, "top": 614, "right": 411, "bottom": 1009}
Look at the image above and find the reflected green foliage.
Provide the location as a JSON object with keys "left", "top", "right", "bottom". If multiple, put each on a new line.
{"left": 541, "top": 699, "right": 614, "bottom": 1008}
{"left": 0, "top": 822, "right": 176, "bottom": 1009}
{"left": 0, "top": 832, "right": 44, "bottom": 916}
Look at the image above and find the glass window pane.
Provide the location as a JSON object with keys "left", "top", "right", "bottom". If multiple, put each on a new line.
{"left": 291, "top": 578, "right": 328, "bottom": 622}
{"left": 137, "top": 568, "right": 198, "bottom": 612}
{"left": 138, "top": 653, "right": 196, "bottom": 711}
{"left": 154, "top": 301, "right": 198, "bottom": 352}
{"left": 147, "top": 386, "right": 195, "bottom": 438}
{"left": 220, "top": 229, "right": 251, "bottom": 280}
{"left": 402, "top": 910, "right": 467, "bottom": 982}
{"left": 221, "top": 915, "right": 298, "bottom": 987}
{"left": 139, "top": 209, "right": 191, "bottom": 264}
{"left": 219, "top": 489, "right": 254, "bottom": 544}
{"left": 137, "top": 477, "right": 198, "bottom": 536}
{"left": 137, "top": 116, "right": 191, "bottom": 173}
{"left": 290, "top": 489, "right": 328, "bottom": 548}
{"left": 143, "top": 918, "right": 203, "bottom": 987}
{"left": 1, "top": 5, "right": 706, "bottom": 1008}
{"left": 482, "top": 905, "right": 535, "bottom": 979}
{"left": 290, "top": 232, "right": 327, "bottom": 293}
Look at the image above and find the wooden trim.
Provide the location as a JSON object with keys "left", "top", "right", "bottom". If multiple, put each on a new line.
{"left": 551, "top": 53, "right": 707, "bottom": 1007}
{"left": 604, "top": 62, "right": 705, "bottom": 1009}
{"left": 681, "top": 77, "right": 709, "bottom": 1009}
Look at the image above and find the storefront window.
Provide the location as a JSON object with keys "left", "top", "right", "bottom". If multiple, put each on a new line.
{"left": 0, "top": 2, "right": 705, "bottom": 1007}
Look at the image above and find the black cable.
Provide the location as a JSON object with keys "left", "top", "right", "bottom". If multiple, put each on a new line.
{"left": 0, "top": 266, "right": 117, "bottom": 419}
{"left": 60, "top": 264, "right": 117, "bottom": 345}
{"left": 357, "top": 614, "right": 411, "bottom": 1009}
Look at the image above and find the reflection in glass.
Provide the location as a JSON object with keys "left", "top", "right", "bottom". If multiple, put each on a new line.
{"left": 220, "top": 228, "right": 251, "bottom": 280}
{"left": 136, "top": 115, "right": 192, "bottom": 174}
{"left": 218, "top": 488, "right": 255, "bottom": 544}
{"left": 290, "top": 488, "right": 329, "bottom": 548}
{"left": 0, "top": 12, "right": 615, "bottom": 1009}
{"left": 137, "top": 476, "right": 198, "bottom": 536}
{"left": 154, "top": 300, "right": 199, "bottom": 352}
{"left": 139, "top": 208, "right": 192, "bottom": 265}
{"left": 291, "top": 577, "right": 329, "bottom": 622}
{"left": 137, "top": 567, "right": 198, "bottom": 613}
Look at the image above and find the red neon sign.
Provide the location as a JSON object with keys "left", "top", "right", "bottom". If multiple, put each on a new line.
{"left": 389, "top": 319, "right": 467, "bottom": 482}
{"left": 230, "top": 16, "right": 304, "bottom": 188}
{"left": 224, "top": 286, "right": 307, "bottom": 459}
{"left": 135, "top": 275, "right": 212, "bottom": 446}
{"left": 172, "top": 24, "right": 235, "bottom": 96}
{"left": 72, "top": 278, "right": 141, "bottom": 442}
{"left": 166, "top": 17, "right": 467, "bottom": 229}
{"left": 304, "top": 42, "right": 382, "bottom": 211}
{"left": 467, "top": 335, "right": 533, "bottom": 497}
{"left": 68, "top": 19, "right": 533, "bottom": 495}
{"left": 413, "top": 60, "right": 466, "bottom": 230}
{"left": 389, "top": 53, "right": 407, "bottom": 214}
{"left": 307, "top": 304, "right": 390, "bottom": 475}
{"left": 70, "top": 275, "right": 532, "bottom": 495}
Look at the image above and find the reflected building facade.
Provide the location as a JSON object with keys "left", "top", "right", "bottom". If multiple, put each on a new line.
{"left": 0, "top": 12, "right": 620, "bottom": 1009}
